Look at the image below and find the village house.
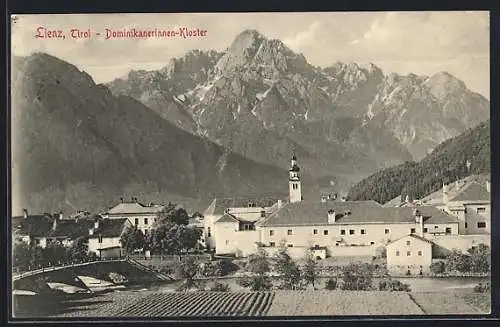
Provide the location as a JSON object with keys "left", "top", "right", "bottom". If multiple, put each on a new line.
{"left": 441, "top": 181, "right": 491, "bottom": 235}
{"left": 386, "top": 234, "right": 433, "bottom": 275}
{"left": 87, "top": 218, "right": 131, "bottom": 259}
{"left": 202, "top": 196, "right": 283, "bottom": 252}
{"left": 101, "top": 197, "right": 165, "bottom": 234}
{"left": 13, "top": 209, "right": 95, "bottom": 248}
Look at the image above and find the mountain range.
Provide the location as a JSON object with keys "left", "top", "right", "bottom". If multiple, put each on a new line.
{"left": 12, "top": 29, "right": 490, "bottom": 213}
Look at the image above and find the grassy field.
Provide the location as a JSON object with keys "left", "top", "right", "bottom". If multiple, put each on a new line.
{"left": 408, "top": 291, "right": 490, "bottom": 315}
{"left": 267, "top": 290, "right": 423, "bottom": 316}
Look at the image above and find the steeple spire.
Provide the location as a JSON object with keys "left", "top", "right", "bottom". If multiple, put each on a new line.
{"left": 289, "top": 153, "right": 302, "bottom": 203}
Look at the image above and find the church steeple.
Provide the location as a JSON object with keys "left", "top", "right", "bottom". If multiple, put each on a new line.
{"left": 289, "top": 154, "right": 302, "bottom": 203}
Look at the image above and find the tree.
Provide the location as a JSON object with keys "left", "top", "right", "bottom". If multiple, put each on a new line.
{"left": 13, "top": 242, "right": 33, "bottom": 268}
{"left": 467, "top": 244, "right": 490, "bottom": 274}
{"left": 302, "top": 248, "right": 320, "bottom": 290}
{"left": 341, "top": 263, "right": 373, "bottom": 291}
{"left": 325, "top": 278, "right": 338, "bottom": 290}
{"left": 445, "top": 249, "right": 471, "bottom": 273}
{"left": 148, "top": 223, "right": 202, "bottom": 254}
{"left": 67, "top": 236, "right": 90, "bottom": 262}
{"left": 375, "top": 246, "right": 387, "bottom": 259}
{"left": 156, "top": 204, "right": 189, "bottom": 226}
{"left": 120, "top": 226, "right": 145, "bottom": 253}
{"left": 42, "top": 240, "right": 68, "bottom": 266}
{"left": 273, "top": 246, "right": 302, "bottom": 290}
{"left": 242, "top": 248, "right": 273, "bottom": 291}
{"left": 175, "top": 256, "right": 200, "bottom": 291}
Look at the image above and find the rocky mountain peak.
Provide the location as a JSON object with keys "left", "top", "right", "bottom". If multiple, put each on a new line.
{"left": 424, "top": 71, "right": 468, "bottom": 99}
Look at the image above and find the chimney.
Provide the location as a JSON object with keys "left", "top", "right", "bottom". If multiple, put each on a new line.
{"left": 23, "top": 208, "right": 28, "bottom": 219}
{"left": 455, "top": 181, "right": 460, "bottom": 190}
{"left": 327, "top": 209, "right": 336, "bottom": 224}
{"left": 59, "top": 211, "right": 63, "bottom": 220}
{"left": 52, "top": 217, "right": 58, "bottom": 231}
{"left": 277, "top": 199, "right": 283, "bottom": 209}
{"left": 94, "top": 220, "right": 99, "bottom": 230}
{"left": 321, "top": 196, "right": 327, "bottom": 203}
{"left": 120, "top": 197, "right": 124, "bottom": 203}
{"left": 486, "top": 181, "right": 491, "bottom": 193}
{"left": 341, "top": 196, "right": 346, "bottom": 202}
{"left": 89, "top": 228, "right": 94, "bottom": 236}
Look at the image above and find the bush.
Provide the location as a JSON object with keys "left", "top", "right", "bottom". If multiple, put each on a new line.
{"left": 473, "top": 282, "right": 490, "bottom": 293}
{"left": 430, "top": 261, "right": 446, "bottom": 275}
{"left": 325, "top": 278, "right": 337, "bottom": 290}
{"left": 210, "top": 281, "right": 230, "bottom": 292}
{"left": 378, "top": 278, "right": 411, "bottom": 292}
{"left": 341, "top": 263, "right": 373, "bottom": 291}
{"left": 199, "top": 259, "right": 238, "bottom": 277}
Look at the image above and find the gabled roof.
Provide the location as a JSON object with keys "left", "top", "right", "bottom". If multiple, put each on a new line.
{"left": 215, "top": 213, "right": 240, "bottom": 223}
{"left": 89, "top": 218, "right": 130, "bottom": 238}
{"left": 106, "top": 202, "right": 165, "bottom": 215}
{"left": 203, "top": 197, "right": 281, "bottom": 216}
{"left": 46, "top": 219, "right": 95, "bottom": 238}
{"left": 387, "top": 234, "right": 434, "bottom": 247}
{"left": 13, "top": 214, "right": 55, "bottom": 237}
{"left": 257, "top": 201, "right": 458, "bottom": 227}
{"left": 450, "top": 182, "right": 490, "bottom": 202}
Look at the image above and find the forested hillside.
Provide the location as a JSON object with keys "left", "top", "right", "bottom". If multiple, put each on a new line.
{"left": 347, "top": 120, "right": 490, "bottom": 204}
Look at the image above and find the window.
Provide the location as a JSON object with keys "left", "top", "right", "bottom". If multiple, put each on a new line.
{"left": 270, "top": 242, "right": 275, "bottom": 247}
{"left": 361, "top": 229, "right": 366, "bottom": 235}
{"left": 396, "top": 251, "right": 400, "bottom": 256}
{"left": 324, "top": 230, "right": 329, "bottom": 235}
{"left": 477, "top": 207, "right": 486, "bottom": 214}
{"left": 349, "top": 229, "right": 355, "bottom": 235}
{"left": 410, "top": 228, "right": 416, "bottom": 234}
{"left": 445, "top": 227, "right": 452, "bottom": 234}
{"left": 341, "top": 229, "right": 346, "bottom": 235}
{"left": 207, "top": 227, "right": 211, "bottom": 237}
{"left": 260, "top": 210, "right": 266, "bottom": 218}
{"left": 269, "top": 230, "right": 274, "bottom": 236}
{"left": 313, "top": 229, "right": 318, "bottom": 235}
{"left": 154, "top": 218, "right": 157, "bottom": 223}
{"left": 370, "top": 241, "right": 375, "bottom": 245}
{"left": 287, "top": 244, "right": 293, "bottom": 247}
{"left": 434, "top": 226, "right": 438, "bottom": 229}
{"left": 477, "top": 222, "right": 486, "bottom": 228}
{"left": 406, "top": 241, "right": 411, "bottom": 245}
{"left": 144, "top": 218, "right": 148, "bottom": 225}
{"left": 134, "top": 218, "right": 139, "bottom": 226}
{"left": 418, "top": 251, "right": 422, "bottom": 256}
{"left": 287, "top": 229, "right": 293, "bottom": 235}
{"left": 384, "top": 229, "right": 390, "bottom": 234}
{"left": 407, "top": 251, "right": 411, "bottom": 256}
{"left": 225, "top": 240, "right": 229, "bottom": 245}
{"left": 423, "top": 228, "right": 428, "bottom": 233}
{"left": 465, "top": 223, "right": 468, "bottom": 228}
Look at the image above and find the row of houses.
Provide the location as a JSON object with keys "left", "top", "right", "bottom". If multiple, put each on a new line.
{"left": 201, "top": 155, "right": 491, "bottom": 275}
{"left": 13, "top": 155, "right": 491, "bottom": 275}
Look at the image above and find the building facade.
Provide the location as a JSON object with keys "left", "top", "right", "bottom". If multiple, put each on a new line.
{"left": 101, "top": 198, "right": 165, "bottom": 234}
{"left": 386, "top": 235, "right": 433, "bottom": 275}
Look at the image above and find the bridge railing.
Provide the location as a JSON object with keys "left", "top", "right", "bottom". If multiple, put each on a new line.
{"left": 12, "top": 256, "right": 127, "bottom": 280}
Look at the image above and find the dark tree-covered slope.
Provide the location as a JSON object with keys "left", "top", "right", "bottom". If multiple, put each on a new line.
{"left": 347, "top": 120, "right": 490, "bottom": 204}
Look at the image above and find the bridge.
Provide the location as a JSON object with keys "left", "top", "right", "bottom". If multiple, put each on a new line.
{"left": 13, "top": 258, "right": 174, "bottom": 294}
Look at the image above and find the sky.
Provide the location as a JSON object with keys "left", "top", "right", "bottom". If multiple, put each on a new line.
{"left": 11, "top": 11, "right": 490, "bottom": 98}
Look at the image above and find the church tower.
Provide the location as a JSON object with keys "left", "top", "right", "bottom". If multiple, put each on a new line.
{"left": 289, "top": 154, "right": 302, "bottom": 203}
